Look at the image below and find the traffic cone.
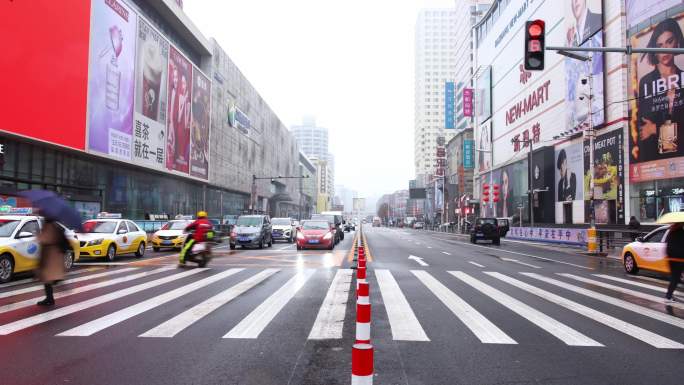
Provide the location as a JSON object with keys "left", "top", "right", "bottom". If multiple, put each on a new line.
{"left": 356, "top": 301, "right": 371, "bottom": 344}
{"left": 351, "top": 343, "right": 374, "bottom": 385}
{"left": 357, "top": 281, "right": 369, "bottom": 303}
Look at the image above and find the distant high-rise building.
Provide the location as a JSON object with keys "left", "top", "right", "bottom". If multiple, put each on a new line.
{"left": 291, "top": 116, "right": 334, "bottom": 197}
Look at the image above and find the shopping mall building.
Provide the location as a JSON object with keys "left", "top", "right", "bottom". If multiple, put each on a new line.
{"left": 0, "top": 0, "right": 307, "bottom": 220}
{"left": 470, "top": 0, "right": 684, "bottom": 226}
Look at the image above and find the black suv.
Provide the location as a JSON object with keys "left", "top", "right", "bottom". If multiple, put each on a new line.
{"left": 470, "top": 217, "right": 501, "bottom": 245}
{"left": 230, "top": 215, "right": 273, "bottom": 249}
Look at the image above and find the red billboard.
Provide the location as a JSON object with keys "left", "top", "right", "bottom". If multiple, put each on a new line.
{"left": 0, "top": 0, "right": 91, "bottom": 150}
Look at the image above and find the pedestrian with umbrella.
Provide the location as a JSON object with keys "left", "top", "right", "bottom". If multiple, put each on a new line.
{"left": 657, "top": 211, "right": 684, "bottom": 304}
{"left": 19, "top": 190, "right": 82, "bottom": 306}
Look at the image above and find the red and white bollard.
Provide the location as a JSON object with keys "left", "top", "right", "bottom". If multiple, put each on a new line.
{"left": 357, "top": 258, "right": 366, "bottom": 269}
{"left": 351, "top": 343, "right": 374, "bottom": 385}
{"left": 357, "top": 280, "right": 369, "bottom": 303}
{"left": 356, "top": 266, "right": 367, "bottom": 289}
{"left": 356, "top": 301, "right": 371, "bottom": 344}
{"left": 358, "top": 247, "right": 365, "bottom": 260}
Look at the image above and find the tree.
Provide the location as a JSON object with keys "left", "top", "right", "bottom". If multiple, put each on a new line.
{"left": 377, "top": 203, "right": 389, "bottom": 220}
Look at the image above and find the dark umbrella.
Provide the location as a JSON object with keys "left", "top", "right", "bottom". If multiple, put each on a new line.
{"left": 18, "top": 190, "right": 83, "bottom": 231}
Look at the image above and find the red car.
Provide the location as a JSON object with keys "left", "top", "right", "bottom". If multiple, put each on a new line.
{"left": 296, "top": 220, "right": 335, "bottom": 250}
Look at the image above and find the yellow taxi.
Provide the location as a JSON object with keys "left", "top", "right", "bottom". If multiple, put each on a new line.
{"left": 622, "top": 225, "right": 672, "bottom": 274}
{"left": 0, "top": 208, "right": 80, "bottom": 283}
{"left": 77, "top": 213, "right": 147, "bottom": 262}
{"left": 151, "top": 217, "right": 193, "bottom": 251}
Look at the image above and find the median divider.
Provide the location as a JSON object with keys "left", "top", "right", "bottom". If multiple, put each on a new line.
{"left": 351, "top": 225, "right": 373, "bottom": 384}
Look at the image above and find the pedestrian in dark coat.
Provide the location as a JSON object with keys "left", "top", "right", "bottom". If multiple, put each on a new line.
{"left": 665, "top": 222, "right": 684, "bottom": 303}
{"left": 37, "top": 219, "right": 68, "bottom": 306}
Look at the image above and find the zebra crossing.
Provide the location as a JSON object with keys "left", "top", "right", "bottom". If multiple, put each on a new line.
{"left": 0, "top": 265, "right": 682, "bottom": 349}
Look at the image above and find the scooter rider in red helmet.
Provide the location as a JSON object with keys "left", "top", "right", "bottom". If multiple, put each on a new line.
{"left": 179, "top": 211, "right": 214, "bottom": 265}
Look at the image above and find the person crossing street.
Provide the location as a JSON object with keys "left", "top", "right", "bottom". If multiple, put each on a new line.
{"left": 179, "top": 211, "right": 214, "bottom": 266}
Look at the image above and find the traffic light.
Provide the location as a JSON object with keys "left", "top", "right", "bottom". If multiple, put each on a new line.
{"left": 524, "top": 20, "right": 545, "bottom": 71}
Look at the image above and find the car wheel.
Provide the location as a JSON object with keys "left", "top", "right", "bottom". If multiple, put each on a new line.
{"left": 106, "top": 244, "right": 116, "bottom": 262}
{"left": 328, "top": 242, "right": 334, "bottom": 250}
{"left": 153, "top": 247, "right": 160, "bottom": 252}
{"left": 624, "top": 252, "right": 638, "bottom": 274}
{"left": 258, "top": 239, "right": 264, "bottom": 249}
{"left": 493, "top": 237, "right": 501, "bottom": 246}
{"left": 297, "top": 245, "right": 302, "bottom": 251}
{"left": 135, "top": 242, "right": 145, "bottom": 258}
{"left": 63, "top": 249, "right": 75, "bottom": 270}
{"left": 341, "top": 233, "right": 345, "bottom": 240}
{"left": 0, "top": 254, "right": 14, "bottom": 283}
{"left": 470, "top": 235, "right": 475, "bottom": 244}
{"left": 230, "top": 244, "right": 236, "bottom": 250}
{"left": 268, "top": 237, "right": 273, "bottom": 247}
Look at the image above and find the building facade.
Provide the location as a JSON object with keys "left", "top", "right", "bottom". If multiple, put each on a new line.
{"left": 445, "top": 129, "right": 475, "bottom": 223}
{"left": 0, "top": 0, "right": 303, "bottom": 220}
{"left": 290, "top": 116, "right": 335, "bottom": 199}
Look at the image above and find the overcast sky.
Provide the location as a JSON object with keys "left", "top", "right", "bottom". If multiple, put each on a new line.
{"left": 185, "top": 0, "right": 454, "bottom": 199}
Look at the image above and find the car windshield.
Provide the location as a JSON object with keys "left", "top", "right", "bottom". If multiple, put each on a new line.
{"left": 312, "top": 215, "right": 334, "bottom": 223}
{"left": 272, "top": 218, "right": 291, "bottom": 226}
{"left": 81, "top": 221, "right": 117, "bottom": 233}
{"left": 163, "top": 221, "right": 189, "bottom": 230}
{"left": 0, "top": 219, "right": 20, "bottom": 237}
{"left": 303, "top": 221, "right": 329, "bottom": 230}
{"left": 236, "top": 217, "right": 262, "bottom": 227}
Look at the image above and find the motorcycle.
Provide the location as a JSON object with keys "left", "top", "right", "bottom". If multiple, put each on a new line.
{"left": 181, "top": 230, "right": 220, "bottom": 267}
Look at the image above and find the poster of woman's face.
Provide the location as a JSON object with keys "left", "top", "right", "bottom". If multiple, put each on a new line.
{"left": 565, "top": 0, "right": 603, "bottom": 47}
{"left": 555, "top": 143, "right": 584, "bottom": 203}
{"left": 629, "top": 14, "right": 684, "bottom": 177}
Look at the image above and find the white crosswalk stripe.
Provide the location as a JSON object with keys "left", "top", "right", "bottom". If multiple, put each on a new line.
{"left": 0, "top": 268, "right": 206, "bottom": 335}
{"left": 487, "top": 272, "right": 684, "bottom": 349}
{"left": 0, "top": 268, "right": 138, "bottom": 299}
{"left": 58, "top": 269, "right": 244, "bottom": 336}
{"left": 451, "top": 271, "right": 601, "bottom": 346}
{"left": 592, "top": 274, "right": 684, "bottom": 297}
{"left": 308, "top": 269, "right": 353, "bottom": 340}
{"left": 412, "top": 270, "right": 516, "bottom": 344}
{"left": 376, "top": 269, "right": 429, "bottom": 341}
{"left": 0, "top": 267, "right": 103, "bottom": 289}
{"left": 224, "top": 269, "right": 315, "bottom": 339}
{"left": 141, "top": 269, "right": 280, "bottom": 338}
{"left": 560, "top": 274, "right": 684, "bottom": 310}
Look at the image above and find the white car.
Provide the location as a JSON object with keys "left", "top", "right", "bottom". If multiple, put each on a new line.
{"left": 0, "top": 211, "right": 80, "bottom": 283}
{"left": 271, "top": 217, "right": 296, "bottom": 243}
{"left": 151, "top": 220, "right": 193, "bottom": 251}
{"left": 77, "top": 214, "right": 147, "bottom": 261}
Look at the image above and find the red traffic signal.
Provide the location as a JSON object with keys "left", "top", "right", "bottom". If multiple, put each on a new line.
{"left": 524, "top": 20, "right": 545, "bottom": 70}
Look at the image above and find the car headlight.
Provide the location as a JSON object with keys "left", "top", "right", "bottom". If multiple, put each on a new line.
{"left": 88, "top": 239, "right": 104, "bottom": 246}
{"left": 323, "top": 232, "right": 333, "bottom": 240}
{"left": 297, "top": 232, "right": 305, "bottom": 239}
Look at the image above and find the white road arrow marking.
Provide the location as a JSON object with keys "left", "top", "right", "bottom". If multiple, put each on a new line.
{"left": 409, "top": 255, "right": 429, "bottom": 266}
{"left": 500, "top": 257, "right": 541, "bottom": 269}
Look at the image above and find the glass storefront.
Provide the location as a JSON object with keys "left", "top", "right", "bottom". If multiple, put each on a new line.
{"left": 630, "top": 178, "right": 684, "bottom": 223}
{"left": 0, "top": 136, "right": 248, "bottom": 219}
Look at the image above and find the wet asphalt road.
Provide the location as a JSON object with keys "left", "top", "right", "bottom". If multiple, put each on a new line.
{"left": 0, "top": 226, "right": 682, "bottom": 385}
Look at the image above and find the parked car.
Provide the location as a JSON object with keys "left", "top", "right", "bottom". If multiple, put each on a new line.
{"left": 271, "top": 217, "right": 296, "bottom": 243}
{"left": 312, "top": 213, "right": 344, "bottom": 243}
{"left": 622, "top": 225, "right": 674, "bottom": 275}
{"left": 470, "top": 217, "right": 500, "bottom": 245}
{"left": 413, "top": 221, "right": 424, "bottom": 229}
{"left": 230, "top": 215, "right": 272, "bottom": 249}
{"left": 296, "top": 220, "right": 335, "bottom": 250}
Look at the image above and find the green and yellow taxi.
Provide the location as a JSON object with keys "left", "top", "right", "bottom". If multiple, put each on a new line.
{"left": 0, "top": 208, "right": 80, "bottom": 283}
{"left": 151, "top": 218, "right": 193, "bottom": 251}
{"left": 77, "top": 213, "right": 147, "bottom": 261}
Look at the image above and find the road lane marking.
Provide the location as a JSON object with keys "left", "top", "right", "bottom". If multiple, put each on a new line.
{"left": 0, "top": 268, "right": 138, "bottom": 299}
{"left": 523, "top": 273, "right": 684, "bottom": 330}
{"left": 0, "top": 267, "right": 172, "bottom": 315}
{"left": 559, "top": 274, "right": 684, "bottom": 310}
{"left": 376, "top": 269, "right": 429, "bottom": 341}
{"left": 408, "top": 255, "right": 429, "bottom": 267}
{"left": 441, "top": 251, "right": 451, "bottom": 255}
{"left": 59, "top": 269, "right": 244, "bottom": 336}
{"left": 469, "top": 261, "right": 485, "bottom": 268}
{"left": 487, "top": 272, "right": 684, "bottom": 349}
{"left": 411, "top": 270, "right": 516, "bottom": 344}
{"left": 592, "top": 274, "right": 684, "bottom": 297}
{"left": 500, "top": 257, "right": 541, "bottom": 269}
{"left": 451, "top": 271, "right": 601, "bottom": 346}
{"left": 0, "top": 268, "right": 104, "bottom": 289}
{"left": 308, "top": 269, "right": 353, "bottom": 340}
{"left": 140, "top": 269, "right": 280, "bottom": 338}
{"left": 427, "top": 246, "right": 433, "bottom": 249}
{"left": 224, "top": 269, "right": 315, "bottom": 339}
{"left": 0, "top": 268, "right": 206, "bottom": 335}
{"left": 279, "top": 244, "right": 294, "bottom": 250}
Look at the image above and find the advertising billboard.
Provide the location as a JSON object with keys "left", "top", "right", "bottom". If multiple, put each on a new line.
{"left": 476, "top": 121, "right": 491, "bottom": 174}
{"left": 564, "top": 0, "right": 602, "bottom": 47}
{"left": 584, "top": 129, "right": 624, "bottom": 223}
{"left": 1, "top": 0, "right": 91, "bottom": 150}
{"left": 626, "top": 0, "right": 682, "bottom": 29}
{"left": 86, "top": 0, "right": 137, "bottom": 160}
{"left": 475, "top": 66, "right": 492, "bottom": 121}
{"left": 565, "top": 33, "right": 604, "bottom": 134}
{"left": 133, "top": 18, "right": 168, "bottom": 170}
{"left": 463, "top": 88, "right": 473, "bottom": 118}
{"left": 629, "top": 13, "right": 684, "bottom": 183}
{"left": 166, "top": 46, "right": 192, "bottom": 173}
{"left": 190, "top": 69, "right": 211, "bottom": 179}
{"left": 463, "top": 139, "right": 474, "bottom": 169}
{"left": 555, "top": 142, "right": 584, "bottom": 202}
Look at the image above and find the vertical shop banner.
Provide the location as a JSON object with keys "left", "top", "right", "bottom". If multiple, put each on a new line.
{"left": 584, "top": 130, "right": 624, "bottom": 223}
{"left": 566, "top": 33, "right": 604, "bottom": 133}
{"left": 445, "top": 82, "right": 455, "bottom": 129}
{"left": 133, "top": 18, "right": 168, "bottom": 170}
{"left": 463, "top": 139, "right": 474, "bottom": 169}
{"left": 86, "top": 0, "right": 137, "bottom": 160}
{"left": 554, "top": 143, "right": 584, "bottom": 202}
{"left": 190, "top": 69, "right": 211, "bottom": 179}
{"left": 166, "top": 46, "right": 192, "bottom": 173}
{"left": 476, "top": 122, "right": 492, "bottom": 174}
{"left": 463, "top": 88, "right": 473, "bottom": 118}
{"left": 564, "top": 0, "right": 602, "bottom": 47}
{"left": 629, "top": 12, "right": 684, "bottom": 183}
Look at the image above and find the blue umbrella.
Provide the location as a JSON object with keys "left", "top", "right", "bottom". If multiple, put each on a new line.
{"left": 18, "top": 190, "right": 83, "bottom": 231}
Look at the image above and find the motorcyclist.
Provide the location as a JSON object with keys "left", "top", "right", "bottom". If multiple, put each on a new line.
{"left": 179, "top": 211, "right": 214, "bottom": 265}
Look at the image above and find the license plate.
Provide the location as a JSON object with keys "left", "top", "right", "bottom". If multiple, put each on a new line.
{"left": 308, "top": 239, "right": 319, "bottom": 244}
{"left": 162, "top": 240, "right": 172, "bottom": 245}
{"left": 476, "top": 233, "right": 484, "bottom": 236}
{"left": 238, "top": 237, "right": 250, "bottom": 242}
